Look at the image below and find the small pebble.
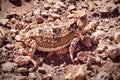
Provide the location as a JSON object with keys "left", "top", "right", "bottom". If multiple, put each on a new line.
{"left": 14, "top": 56, "right": 31, "bottom": 66}
{"left": 73, "top": 66, "right": 86, "bottom": 80}
{"left": 34, "top": 9, "right": 40, "bottom": 15}
{"left": 36, "top": 16, "right": 44, "bottom": 24}
{"left": 41, "top": 11, "right": 49, "bottom": 17}
{"left": 67, "top": 0, "right": 76, "bottom": 3}
{"left": 0, "top": 19, "right": 9, "bottom": 26}
{"left": 65, "top": 73, "right": 72, "bottom": 80}
{"left": 82, "top": 36, "right": 92, "bottom": 47}
{"left": 106, "top": 45, "right": 120, "bottom": 59}
{"left": 42, "top": 74, "right": 53, "bottom": 80}
{"left": 91, "top": 30, "right": 105, "bottom": 44}
{"left": 50, "top": 13, "right": 60, "bottom": 19}
{"left": 0, "top": 27, "right": 5, "bottom": 46}
{"left": 5, "top": 44, "right": 15, "bottom": 50}
{"left": 29, "top": 72, "right": 36, "bottom": 79}
{"left": 16, "top": 67, "right": 28, "bottom": 73}
{"left": 44, "top": 4, "right": 50, "bottom": 10}
{"left": 68, "top": 5, "right": 76, "bottom": 11}
{"left": 114, "top": 32, "right": 120, "bottom": 43}
{"left": 15, "top": 35, "right": 22, "bottom": 41}
{"left": 1, "top": 62, "right": 18, "bottom": 72}
{"left": 38, "top": 67, "right": 46, "bottom": 74}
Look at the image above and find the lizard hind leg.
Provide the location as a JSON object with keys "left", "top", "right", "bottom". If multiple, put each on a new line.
{"left": 69, "top": 37, "right": 80, "bottom": 63}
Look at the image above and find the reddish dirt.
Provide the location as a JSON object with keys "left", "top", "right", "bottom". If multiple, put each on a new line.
{"left": 0, "top": 0, "right": 120, "bottom": 80}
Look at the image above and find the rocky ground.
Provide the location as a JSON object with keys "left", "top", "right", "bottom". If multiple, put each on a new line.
{"left": 0, "top": 0, "right": 120, "bottom": 80}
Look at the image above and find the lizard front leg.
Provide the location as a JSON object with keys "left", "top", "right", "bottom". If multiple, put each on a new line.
{"left": 69, "top": 37, "right": 80, "bottom": 63}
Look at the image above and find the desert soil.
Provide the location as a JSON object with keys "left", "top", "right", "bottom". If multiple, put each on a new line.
{"left": 0, "top": 0, "right": 120, "bottom": 80}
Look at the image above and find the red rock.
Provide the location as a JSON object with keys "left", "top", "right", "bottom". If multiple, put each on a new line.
{"left": 106, "top": 45, "right": 120, "bottom": 59}
{"left": 36, "top": 16, "right": 44, "bottom": 24}
{"left": 67, "top": 0, "right": 76, "bottom": 3}
{"left": 82, "top": 36, "right": 92, "bottom": 47}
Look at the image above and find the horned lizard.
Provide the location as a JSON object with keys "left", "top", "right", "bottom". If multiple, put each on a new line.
{"left": 15, "top": 10, "right": 98, "bottom": 64}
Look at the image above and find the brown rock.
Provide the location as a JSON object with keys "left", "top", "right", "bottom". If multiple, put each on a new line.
{"left": 34, "top": 9, "right": 40, "bottom": 15}
{"left": 96, "top": 71, "right": 110, "bottom": 80}
{"left": 15, "top": 23, "right": 23, "bottom": 30}
{"left": 65, "top": 73, "right": 72, "bottom": 80}
{"left": 99, "top": 2, "right": 117, "bottom": 14}
{"left": 5, "top": 44, "right": 15, "bottom": 50}
{"left": 50, "top": 13, "right": 60, "bottom": 19}
{"left": 95, "top": 40, "right": 107, "bottom": 53}
{"left": 25, "top": 0, "right": 31, "bottom": 2}
{"left": 36, "top": 16, "right": 44, "bottom": 24}
{"left": 1, "top": 62, "right": 18, "bottom": 72}
{"left": 38, "top": 67, "right": 46, "bottom": 74}
{"left": 91, "top": 30, "right": 105, "bottom": 44}
{"left": 15, "top": 35, "right": 22, "bottom": 41}
{"left": 42, "top": 74, "right": 53, "bottom": 80}
{"left": 77, "top": 52, "right": 88, "bottom": 63}
{"left": 73, "top": 66, "right": 86, "bottom": 80}
{"left": 83, "top": 21, "right": 98, "bottom": 34}
{"left": 14, "top": 56, "right": 31, "bottom": 66}
{"left": 68, "top": 5, "right": 76, "bottom": 11}
{"left": 0, "top": 19, "right": 9, "bottom": 26}
{"left": 16, "top": 67, "right": 28, "bottom": 73}
{"left": 67, "top": 0, "right": 76, "bottom": 3}
{"left": 9, "top": 0, "right": 22, "bottom": 6}
{"left": 44, "top": 4, "right": 50, "bottom": 10}
{"left": 56, "top": 1, "right": 65, "bottom": 8}
{"left": 82, "top": 36, "right": 92, "bottom": 47}
{"left": 74, "top": 10, "right": 87, "bottom": 29}
{"left": 24, "top": 17, "right": 32, "bottom": 23}
{"left": 53, "top": 4, "right": 61, "bottom": 10}
{"left": 29, "top": 72, "right": 36, "bottom": 79}
{"left": 0, "top": 27, "right": 5, "bottom": 46}
{"left": 114, "top": 32, "right": 120, "bottom": 43}
{"left": 106, "top": 45, "right": 120, "bottom": 59}
{"left": 85, "top": 0, "right": 95, "bottom": 11}
{"left": 41, "top": 11, "right": 49, "bottom": 17}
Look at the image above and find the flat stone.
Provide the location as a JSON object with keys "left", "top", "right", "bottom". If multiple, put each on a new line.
{"left": 0, "top": 19, "right": 9, "bottom": 26}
